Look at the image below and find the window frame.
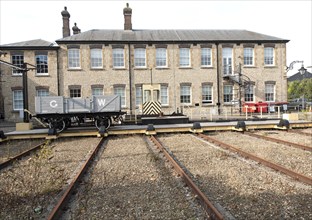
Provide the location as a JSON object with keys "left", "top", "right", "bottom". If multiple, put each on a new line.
{"left": 265, "top": 84, "right": 275, "bottom": 102}
{"left": 113, "top": 48, "right": 125, "bottom": 68}
{"left": 69, "top": 88, "right": 81, "bottom": 98}
{"left": 161, "top": 85, "right": 169, "bottom": 106}
{"left": 68, "top": 48, "right": 81, "bottom": 69}
{"left": 202, "top": 84, "right": 213, "bottom": 104}
{"left": 180, "top": 85, "right": 191, "bottom": 104}
{"left": 244, "top": 85, "right": 254, "bottom": 102}
{"left": 243, "top": 48, "right": 254, "bottom": 66}
{"left": 223, "top": 85, "right": 233, "bottom": 103}
{"left": 11, "top": 54, "right": 24, "bottom": 76}
{"left": 264, "top": 47, "right": 274, "bottom": 66}
{"left": 36, "top": 89, "right": 49, "bottom": 97}
{"left": 36, "top": 54, "right": 49, "bottom": 75}
{"left": 13, "top": 90, "right": 23, "bottom": 111}
{"left": 156, "top": 48, "right": 167, "bottom": 68}
{"left": 179, "top": 48, "right": 190, "bottom": 67}
{"left": 90, "top": 48, "right": 103, "bottom": 69}
{"left": 92, "top": 87, "right": 104, "bottom": 96}
{"left": 201, "top": 48, "right": 212, "bottom": 67}
{"left": 114, "top": 86, "right": 126, "bottom": 107}
{"left": 134, "top": 48, "right": 146, "bottom": 68}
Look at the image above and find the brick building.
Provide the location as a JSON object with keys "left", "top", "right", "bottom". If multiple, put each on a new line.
{"left": 0, "top": 4, "right": 289, "bottom": 122}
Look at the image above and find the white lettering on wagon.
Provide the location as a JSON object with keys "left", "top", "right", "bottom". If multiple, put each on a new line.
{"left": 97, "top": 99, "right": 106, "bottom": 106}
{"left": 50, "top": 100, "right": 58, "bottom": 108}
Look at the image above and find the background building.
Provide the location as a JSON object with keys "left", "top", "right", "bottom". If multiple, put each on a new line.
{"left": 0, "top": 4, "right": 289, "bottom": 122}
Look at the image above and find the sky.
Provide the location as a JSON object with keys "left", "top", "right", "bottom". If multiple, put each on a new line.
{"left": 0, "top": 0, "right": 311, "bottom": 77}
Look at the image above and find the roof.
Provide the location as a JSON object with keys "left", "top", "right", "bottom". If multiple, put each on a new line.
{"left": 56, "top": 29, "right": 289, "bottom": 44}
{"left": 0, "top": 39, "right": 58, "bottom": 50}
{"left": 288, "top": 71, "right": 312, "bottom": 82}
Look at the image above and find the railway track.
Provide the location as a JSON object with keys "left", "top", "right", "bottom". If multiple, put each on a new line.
{"left": 197, "top": 133, "right": 312, "bottom": 185}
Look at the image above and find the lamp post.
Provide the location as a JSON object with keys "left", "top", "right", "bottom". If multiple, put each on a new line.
{"left": 298, "top": 65, "right": 307, "bottom": 75}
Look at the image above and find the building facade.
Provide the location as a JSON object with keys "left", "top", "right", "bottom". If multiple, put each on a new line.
{"left": 0, "top": 4, "right": 289, "bottom": 122}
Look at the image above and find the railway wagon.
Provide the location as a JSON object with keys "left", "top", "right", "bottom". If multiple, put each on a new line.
{"left": 34, "top": 95, "right": 125, "bottom": 132}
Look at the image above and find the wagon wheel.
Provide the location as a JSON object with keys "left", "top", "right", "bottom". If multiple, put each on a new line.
{"left": 48, "top": 119, "right": 66, "bottom": 133}
{"left": 95, "top": 117, "right": 111, "bottom": 130}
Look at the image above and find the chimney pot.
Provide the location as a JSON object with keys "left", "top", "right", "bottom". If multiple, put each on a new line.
{"left": 123, "top": 3, "right": 132, "bottom": 31}
{"left": 61, "top": 6, "right": 71, "bottom": 37}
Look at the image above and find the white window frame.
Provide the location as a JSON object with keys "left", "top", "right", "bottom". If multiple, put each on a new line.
{"left": 68, "top": 48, "right": 80, "bottom": 69}
{"left": 11, "top": 54, "right": 24, "bottom": 76}
{"left": 265, "top": 84, "right": 275, "bottom": 102}
{"left": 161, "top": 85, "right": 169, "bottom": 106}
{"left": 90, "top": 49, "right": 103, "bottom": 69}
{"left": 134, "top": 48, "right": 146, "bottom": 68}
{"left": 69, "top": 88, "right": 81, "bottom": 98}
{"left": 114, "top": 86, "right": 126, "bottom": 107}
{"left": 222, "top": 48, "right": 232, "bottom": 75}
{"left": 135, "top": 86, "right": 142, "bottom": 107}
{"left": 13, "top": 90, "right": 23, "bottom": 110}
{"left": 36, "top": 54, "right": 49, "bottom": 75}
{"left": 36, "top": 89, "right": 49, "bottom": 97}
{"left": 201, "top": 48, "right": 212, "bottom": 67}
{"left": 223, "top": 85, "right": 233, "bottom": 103}
{"left": 244, "top": 85, "right": 254, "bottom": 102}
{"left": 92, "top": 88, "right": 103, "bottom": 96}
{"left": 264, "top": 47, "right": 274, "bottom": 66}
{"left": 180, "top": 85, "right": 191, "bottom": 104}
{"left": 179, "top": 48, "right": 190, "bottom": 67}
{"left": 113, "top": 48, "right": 125, "bottom": 68}
{"left": 202, "top": 84, "right": 213, "bottom": 104}
{"left": 156, "top": 48, "right": 167, "bottom": 68}
{"left": 243, "top": 48, "right": 254, "bottom": 66}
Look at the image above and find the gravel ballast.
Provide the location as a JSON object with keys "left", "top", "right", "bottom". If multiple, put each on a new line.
{"left": 159, "top": 133, "right": 312, "bottom": 220}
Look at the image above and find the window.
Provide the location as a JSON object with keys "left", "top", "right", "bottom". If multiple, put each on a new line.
{"left": 11, "top": 54, "right": 24, "bottom": 75}
{"left": 13, "top": 90, "right": 23, "bottom": 110}
{"left": 134, "top": 48, "right": 146, "bottom": 68}
{"left": 68, "top": 48, "right": 80, "bottom": 68}
{"left": 161, "top": 85, "right": 168, "bottom": 105}
{"left": 36, "top": 54, "right": 48, "bottom": 75}
{"left": 222, "top": 48, "right": 232, "bottom": 75}
{"left": 114, "top": 86, "right": 126, "bottom": 107}
{"left": 90, "top": 49, "right": 103, "bottom": 68}
{"left": 201, "top": 48, "right": 211, "bottom": 66}
{"left": 36, "top": 89, "right": 49, "bottom": 97}
{"left": 156, "top": 48, "right": 167, "bottom": 67}
{"left": 244, "top": 85, "right": 254, "bottom": 102}
{"left": 113, "top": 48, "right": 124, "bottom": 68}
{"left": 180, "top": 85, "right": 191, "bottom": 104}
{"left": 70, "top": 88, "right": 81, "bottom": 98}
{"left": 179, "top": 48, "right": 190, "bottom": 67}
{"left": 265, "top": 84, "right": 275, "bottom": 102}
{"left": 264, "top": 47, "right": 274, "bottom": 66}
{"left": 202, "top": 84, "right": 213, "bottom": 104}
{"left": 244, "top": 48, "right": 253, "bottom": 66}
{"left": 223, "top": 85, "right": 233, "bottom": 103}
{"left": 92, "top": 88, "right": 103, "bottom": 96}
{"left": 135, "top": 86, "right": 142, "bottom": 107}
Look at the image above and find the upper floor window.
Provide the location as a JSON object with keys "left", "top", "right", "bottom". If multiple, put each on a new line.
{"left": 36, "top": 89, "right": 49, "bottom": 97}
{"left": 92, "top": 87, "right": 103, "bottom": 96}
{"left": 265, "top": 84, "right": 275, "bottom": 102}
{"left": 244, "top": 85, "right": 254, "bottom": 102}
{"left": 179, "top": 48, "right": 190, "bottom": 67}
{"left": 11, "top": 54, "right": 24, "bottom": 76}
{"left": 201, "top": 48, "right": 212, "bottom": 66}
{"left": 222, "top": 48, "right": 232, "bottom": 75}
{"left": 13, "top": 90, "right": 23, "bottom": 110}
{"left": 70, "top": 88, "right": 81, "bottom": 98}
{"left": 135, "top": 86, "right": 142, "bottom": 107}
{"left": 264, "top": 47, "right": 274, "bottom": 66}
{"left": 223, "top": 85, "right": 233, "bottom": 103}
{"left": 113, "top": 48, "right": 124, "bottom": 68}
{"left": 68, "top": 48, "right": 80, "bottom": 69}
{"left": 244, "top": 48, "right": 254, "bottom": 66}
{"left": 90, "top": 49, "right": 103, "bottom": 69}
{"left": 114, "top": 86, "right": 126, "bottom": 107}
{"left": 36, "top": 54, "right": 48, "bottom": 75}
{"left": 156, "top": 48, "right": 167, "bottom": 67}
{"left": 161, "top": 85, "right": 169, "bottom": 105}
{"left": 180, "top": 85, "right": 191, "bottom": 104}
{"left": 134, "top": 48, "right": 146, "bottom": 68}
{"left": 202, "top": 84, "right": 213, "bottom": 104}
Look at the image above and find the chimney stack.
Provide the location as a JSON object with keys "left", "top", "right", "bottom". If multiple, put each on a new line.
{"left": 72, "top": 23, "right": 81, "bottom": 35}
{"left": 61, "top": 6, "right": 71, "bottom": 37}
{"left": 123, "top": 3, "right": 132, "bottom": 31}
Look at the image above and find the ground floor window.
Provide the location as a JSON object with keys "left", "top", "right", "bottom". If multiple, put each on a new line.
{"left": 161, "top": 85, "right": 168, "bottom": 105}
{"left": 244, "top": 85, "right": 254, "bottom": 102}
{"left": 180, "top": 85, "right": 191, "bottom": 104}
{"left": 135, "top": 86, "right": 142, "bottom": 107}
{"left": 13, "top": 90, "right": 23, "bottom": 110}
{"left": 70, "top": 88, "right": 81, "bottom": 98}
{"left": 36, "top": 89, "right": 49, "bottom": 97}
{"left": 202, "top": 84, "right": 212, "bottom": 104}
{"left": 223, "top": 85, "right": 233, "bottom": 103}
{"left": 265, "top": 84, "right": 275, "bottom": 102}
{"left": 114, "top": 86, "right": 126, "bottom": 107}
{"left": 92, "top": 88, "right": 103, "bottom": 96}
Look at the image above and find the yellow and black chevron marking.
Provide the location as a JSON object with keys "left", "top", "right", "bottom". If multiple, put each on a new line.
{"left": 143, "top": 101, "right": 161, "bottom": 115}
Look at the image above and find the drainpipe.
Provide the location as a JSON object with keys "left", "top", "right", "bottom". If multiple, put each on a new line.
{"left": 128, "top": 43, "right": 132, "bottom": 114}
{"left": 56, "top": 49, "right": 60, "bottom": 96}
{"left": 216, "top": 42, "right": 221, "bottom": 115}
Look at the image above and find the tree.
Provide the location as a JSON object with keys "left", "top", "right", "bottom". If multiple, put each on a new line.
{"left": 288, "top": 79, "right": 312, "bottom": 100}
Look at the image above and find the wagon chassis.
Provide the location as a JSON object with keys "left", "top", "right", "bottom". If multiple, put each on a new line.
{"left": 35, "top": 111, "right": 125, "bottom": 133}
